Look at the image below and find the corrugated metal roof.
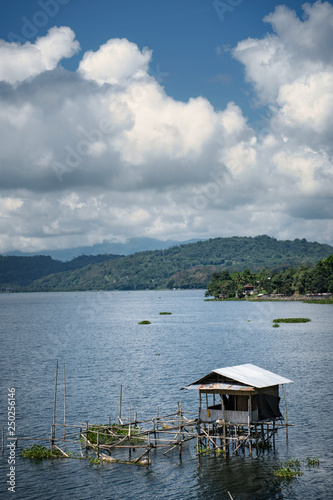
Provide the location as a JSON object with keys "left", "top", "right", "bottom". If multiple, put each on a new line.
{"left": 182, "top": 364, "right": 293, "bottom": 390}
{"left": 212, "top": 364, "right": 292, "bottom": 388}
{"left": 186, "top": 383, "right": 255, "bottom": 392}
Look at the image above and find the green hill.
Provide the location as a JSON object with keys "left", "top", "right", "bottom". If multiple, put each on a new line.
{"left": 0, "top": 254, "right": 120, "bottom": 290}
{"left": 3, "top": 235, "right": 331, "bottom": 292}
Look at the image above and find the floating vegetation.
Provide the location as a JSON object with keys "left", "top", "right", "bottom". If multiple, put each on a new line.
{"left": 306, "top": 456, "right": 320, "bottom": 466}
{"left": 159, "top": 312, "right": 172, "bottom": 315}
{"left": 274, "top": 458, "right": 303, "bottom": 479}
{"left": 194, "top": 445, "right": 211, "bottom": 455}
{"left": 20, "top": 444, "right": 61, "bottom": 460}
{"left": 138, "top": 320, "right": 151, "bottom": 324}
{"left": 272, "top": 323, "right": 280, "bottom": 328}
{"left": 86, "top": 424, "right": 144, "bottom": 446}
{"left": 155, "top": 353, "right": 160, "bottom": 356}
{"left": 89, "top": 457, "right": 101, "bottom": 465}
{"left": 272, "top": 318, "right": 311, "bottom": 323}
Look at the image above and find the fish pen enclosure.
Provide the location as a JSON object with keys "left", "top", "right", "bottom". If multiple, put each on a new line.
{"left": 2, "top": 363, "right": 293, "bottom": 466}
{"left": 182, "top": 363, "right": 293, "bottom": 455}
{"left": 46, "top": 402, "right": 198, "bottom": 466}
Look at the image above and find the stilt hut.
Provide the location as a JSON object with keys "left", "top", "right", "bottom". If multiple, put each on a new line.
{"left": 183, "top": 364, "right": 292, "bottom": 425}
{"left": 183, "top": 363, "right": 292, "bottom": 454}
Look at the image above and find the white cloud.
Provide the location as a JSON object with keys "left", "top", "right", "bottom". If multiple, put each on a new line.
{"left": 78, "top": 38, "right": 152, "bottom": 85}
{"left": 277, "top": 71, "right": 333, "bottom": 138}
{"left": 232, "top": 1, "right": 333, "bottom": 104}
{"left": 0, "top": 26, "right": 79, "bottom": 85}
{"left": 0, "top": 3, "right": 332, "bottom": 254}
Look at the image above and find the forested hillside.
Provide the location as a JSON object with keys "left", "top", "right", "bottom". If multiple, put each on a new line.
{"left": 2, "top": 235, "right": 331, "bottom": 292}
{"left": 0, "top": 254, "right": 120, "bottom": 289}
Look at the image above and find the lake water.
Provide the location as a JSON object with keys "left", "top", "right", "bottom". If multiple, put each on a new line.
{"left": 0, "top": 290, "right": 332, "bottom": 499}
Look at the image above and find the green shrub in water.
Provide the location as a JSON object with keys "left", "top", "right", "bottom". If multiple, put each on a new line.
{"left": 272, "top": 318, "right": 311, "bottom": 323}
{"left": 20, "top": 444, "right": 61, "bottom": 460}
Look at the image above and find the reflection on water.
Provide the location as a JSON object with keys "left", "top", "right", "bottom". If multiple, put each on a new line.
{"left": 0, "top": 291, "right": 332, "bottom": 499}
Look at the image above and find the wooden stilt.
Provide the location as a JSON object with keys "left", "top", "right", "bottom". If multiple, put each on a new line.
{"left": 119, "top": 385, "right": 123, "bottom": 423}
{"left": 222, "top": 397, "right": 226, "bottom": 453}
{"left": 63, "top": 363, "right": 66, "bottom": 440}
{"left": 178, "top": 404, "right": 182, "bottom": 460}
{"left": 53, "top": 360, "right": 58, "bottom": 435}
{"left": 282, "top": 384, "right": 289, "bottom": 440}
{"left": 85, "top": 421, "right": 88, "bottom": 451}
{"left": 50, "top": 424, "right": 54, "bottom": 454}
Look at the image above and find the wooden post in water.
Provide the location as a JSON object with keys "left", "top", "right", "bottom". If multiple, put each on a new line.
{"left": 51, "top": 360, "right": 58, "bottom": 452}
{"left": 2, "top": 426, "right": 4, "bottom": 455}
{"left": 222, "top": 396, "right": 226, "bottom": 453}
{"left": 119, "top": 385, "right": 123, "bottom": 422}
{"left": 50, "top": 424, "right": 54, "bottom": 454}
{"left": 85, "top": 421, "right": 88, "bottom": 451}
{"left": 282, "top": 384, "right": 288, "bottom": 440}
{"left": 261, "top": 423, "right": 265, "bottom": 448}
{"left": 53, "top": 360, "right": 58, "bottom": 432}
{"left": 178, "top": 403, "right": 182, "bottom": 460}
{"left": 148, "top": 431, "right": 151, "bottom": 465}
{"left": 129, "top": 405, "right": 132, "bottom": 458}
{"left": 97, "top": 430, "right": 99, "bottom": 458}
{"left": 63, "top": 363, "right": 66, "bottom": 440}
{"left": 248, "top": 396, "right": 252, "bottom": 456}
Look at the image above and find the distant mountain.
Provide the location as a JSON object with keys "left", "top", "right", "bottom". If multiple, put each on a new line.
{"left": 5, "top": 237, "right": 201, "bottom": 261}
{"left": 3, "top": 235, "right": 332, "bottom": 292}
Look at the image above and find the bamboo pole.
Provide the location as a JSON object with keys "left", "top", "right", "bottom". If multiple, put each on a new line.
{"left": 85, "top": 421, "right": 88, "bottom": 451}
{"left": 50, "top": 424, "right": 54, "bottom": 454}
{"left": 222, "top": 397, "right": 226, "bottom": 452}
{"left": 178, "top": 404, "right": 182, "bottom": 460}
{"left": 248, "top": 396, "right": 252, "bottom": 456}
{"left": 63, "top": 363, "right": 66, "bottom": 440}
{"left": 53, "top": 360, "right": 58, "bottom": 435}
{"left": 282, "top": 384, "right": 288, "bottom": 440}
{"left": 53, "top": 443, "right": 69, "bottom": 457}
{"left": 129, "top": 406, "right": 132, "bottom": 458}
{"left": 2, "top": 426, "right": 4, "bottom": 454}
{"left": 232, "top": 433, "right": 250, "bottom": 454}
{"left": 119, "top": 385, "right": 122, "bottom": 423}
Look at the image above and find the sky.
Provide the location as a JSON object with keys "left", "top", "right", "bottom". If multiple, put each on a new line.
{"left": 0, "top": 0, "right": 332, "bottom": 253}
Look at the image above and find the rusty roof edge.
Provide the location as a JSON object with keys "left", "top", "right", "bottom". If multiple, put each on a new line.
{"left": 181, "top": 383, "right": 256, "bottom": 391}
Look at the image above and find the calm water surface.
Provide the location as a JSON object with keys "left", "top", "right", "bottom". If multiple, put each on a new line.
{"left": 0, "top": 290, "right": 332, "bottom": 499}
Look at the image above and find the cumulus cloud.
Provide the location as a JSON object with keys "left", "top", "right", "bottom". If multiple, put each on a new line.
{"left": 0, "top": 26, "right": 80, "bottom": 85}
{"left": 0, "top": 3, "right": 332, "bottom": 253}
{"left": 233, "top": 1, "right": 333, "bottom": 103}
{"left": 78, "top": 38, "right": 152, "bottom": 85}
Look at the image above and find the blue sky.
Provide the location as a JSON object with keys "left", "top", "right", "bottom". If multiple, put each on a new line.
{"left": 0, "top": 0, "right": 332, "bottom": 252}
{"left": 1, "top": 0, "right": 308, "bottom": 119}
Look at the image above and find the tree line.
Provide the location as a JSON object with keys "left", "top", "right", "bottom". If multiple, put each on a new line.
{"left": 205, "top": 255, "right": 333, "bottom": 299}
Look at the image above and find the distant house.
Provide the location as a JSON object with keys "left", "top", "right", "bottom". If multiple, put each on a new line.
{"left": 244, "top": 285, "right": 254, "bottom": 294}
